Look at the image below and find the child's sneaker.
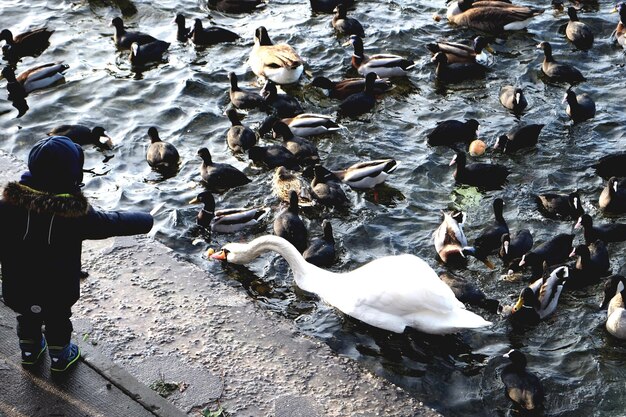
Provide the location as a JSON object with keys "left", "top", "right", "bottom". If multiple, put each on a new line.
{"left": 20, "top": 337, "right": 47, "bottom": 366}
{"left": 49, "top": 343, "right": 81, "bottom": 372}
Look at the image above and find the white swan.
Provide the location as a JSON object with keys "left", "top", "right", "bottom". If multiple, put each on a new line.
{"left": 210, "top": 235, "right": 492, "bottom": 334}
{"left": 601, "top": 275, "right": 626, "bottom": 339}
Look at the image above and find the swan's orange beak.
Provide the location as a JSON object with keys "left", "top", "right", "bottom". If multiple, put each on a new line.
{"left": 209, "top": 249, "right": 227, "bottom": 260}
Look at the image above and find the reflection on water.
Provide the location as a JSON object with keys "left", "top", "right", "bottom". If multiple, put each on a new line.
{"left": 1, "top": 0, "right": 626, "bottom": 415}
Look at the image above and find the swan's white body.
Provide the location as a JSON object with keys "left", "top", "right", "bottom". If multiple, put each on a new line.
{"left": 213, "top": 235, "right": 491, "bottom": 334}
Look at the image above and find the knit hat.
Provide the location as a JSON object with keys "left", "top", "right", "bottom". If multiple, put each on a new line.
{"left": 20, "top": 136, "right": 84, "bottom": 194}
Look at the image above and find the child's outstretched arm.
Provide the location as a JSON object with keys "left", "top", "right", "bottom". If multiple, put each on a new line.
{"left": 79, "top": 207, "right": 153, "bottom": 240}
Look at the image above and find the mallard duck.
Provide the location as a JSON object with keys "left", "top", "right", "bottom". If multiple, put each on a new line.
{"left": 189, "top": 191, "right": 267, "bottom": 233}
{"left": 427, "top": 119, "right": 479, "bottom": 147}
{"left": 273, "top": 191, "right": 308, "bottom": 253}
{"left": 447, "top": 0, "right": 544, "bottom": 33}
{"left": 612, "top": 3, "right": 626, "bottom": 49}
{"left": 225, "top": 109, "right": 257, "bottom": 153}
{"left": 501, "top": 350, "right": 545, "bottom": 411}
{"left": 311, "top": 165, "right": 349, "bottom": 207}
{"left": 310, "top": 75, "right": 393, "bottom": 99}
{"left": 248, "top": 145, "right": 300, "bottom": 170}
{"left": 272, "top": 166, "right": 313, "bottom": 206}
{"left": 569, "top": 241, "right": 610, "bottom": 286}
{"left": 337, "top": 72, "right": 377, "bottom": 118}
{"left": 173, "top": 14, "right": 190, "bottom": 42}
{"left": 332, "top": 4, "right": 365, "bottom": 38}
{"left": 431, "top": 52, "right": 487, "bottom": 83}
{"left": 600, "top": 275, "right": 626, "bottom": 339}
{"left": 343, "top": 35, "right": 415, "bottom": 78}
{"left": 48, "top": 125, "right": 113, "bottom": 150}
{"left": 599, "top": 177, "right": 626, "bottom": 214}
{"left": 129, "top": 40, "right": 170, "bottom": 66}
{"left": 537, "top": 41, "right": 585, "bottom": 84}
{"left": 146, "top": 127, "right": 180, "bottom": 173}
{"left": 535, "top": 191, "right": 583, "bottom": 219}
{"left": 228, "top": 72, "right": 265, "bottom": 110}
{"left": 197, "top": 147, "right": 250, "bottom": 191}
{"left": 303, "top": 220, "right": 337, "bottom": 267}
{"left": 508, "top": 265, "right": 569, "bottom": 323}
{"left": 499, "top": 85, "right": 527, "bottom": 113}
{"left": 439, "top": 271, "right": 500, "bottom": 312}
{"left": 0, "top": 27, "right": 53, "bottom": 61}
{"left": 433, "top": 210, "right": 468, "bottom": 265}
{"left": 210, "top": 234, "right": 492, "bottom": 334}
{"left": 449, "top": 151, "right": 510, "bottom": 190}
{"left": 189, "top": 18, "right": 239, "bottom": 46}
{"left": 518, "top": 234, "right": 574, "bottom": 276}
{"left": 331, "top": 159, "right": 398, "bottom": 189}
{"left": 261, "top": 79, "right": 304, "bottom": 118}
{"left": 499, "top": 229, "right": 533, "bottom": 268}
{"left": 563, "top": 88, "right": 595, "bottom": 123}
{"left": 249, "top": 26, "right": 304, "bottom": 85}
{"left": 494, "top": 124, "right": 543, "bottom": 154}
{"left": 111, "top": 17, "right": 157, "bottom": 49}
{"left": 1, "top": 63, "right": 68, "bottom": 97}
{"left": 272, "top": 122, "right": 320, "bottom": 166}
{"left": 426, "top": 36, "right": 494, "bottom": 64}
{"left": 566, "top": 7, "right": 594, "bottom": 50}
{"left": 265, "top": 114, "right": 340, "bottom": 137}
{"left": 575, "top": 214, "right": 626, "bottom": 244}
{"left": 207, "top": 0, "right": 267, "bottom": 13}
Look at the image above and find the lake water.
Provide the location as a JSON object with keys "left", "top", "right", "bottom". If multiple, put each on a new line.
{"left": 1, "top": 0, "right": 625, "bottom": 415}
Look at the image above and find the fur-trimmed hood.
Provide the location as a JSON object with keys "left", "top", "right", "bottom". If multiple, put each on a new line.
{"left": 2, "top": 182, "right": 89, "bottom": 217}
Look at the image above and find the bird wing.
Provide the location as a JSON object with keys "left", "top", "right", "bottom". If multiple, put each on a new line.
{"left": 365, "top": 54, "right": 413, "bottom": 69}
{"left": 258, "top": 44, "right": 303, "bottom": 69}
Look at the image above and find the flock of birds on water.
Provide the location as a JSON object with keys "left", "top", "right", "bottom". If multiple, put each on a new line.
{"left": 2, "top": 0, "right": 626, "bottom": 412}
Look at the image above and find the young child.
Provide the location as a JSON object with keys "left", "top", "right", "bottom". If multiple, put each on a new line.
{"left": 0, "top": 136, "right": 154, "bottom": 372}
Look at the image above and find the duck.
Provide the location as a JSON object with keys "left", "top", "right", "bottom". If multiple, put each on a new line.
{"left": 427, "top": 119, "right": 479, "bottom": 148}
{"left": 146, "top": 127, "right": 180, "bottom": 173}
{"left": 537, "top": 41, "right": 585, "bottom": 84}
{"left": 331, "top": 159, "right": 398, "bottom": 189}
{"left": 594, "top": 152, "right": 626, "bottom": 179}
{"left": 0, "top": 27, "right": 53, "bottom": 61}
{"left": 332, "top": 4, "right": 365, "bottom": 38}
{"left": 612, "top": 3, "right": 626, "bottom": 49}
{"left": 1, "top": 63, "right": 68, "bottom": 97}
{"left": 575, "top": 214, "right": 626, "bottom": 244}
{"left": 563, "top": 88, "right": 595, "bottom": 123}
{"left": 433, "top": 210, "right": 468, "bottom": 265}
{"left": 439, "top": 271, "right": 500, "bottom": 312}
{"left": 493, "top": 123, "right": 544, "bottom": 154}
{"left": 303, "top": 220, "right": 337, "bottom": 267}
{"left": 311, "top": 165, "right": 349, "bottom": 207}
{"left": 499, "top": 229, "right": 533, "bottom": 269}
{"left": 173, "top": 14, "right": 190, "bottom": 42}
{"left": 509, "top": 265, "right": 569, "bottom": 323}
{"left": 272, "top": 166, "right": 313, "bottom": 206}
{"left": 468, "top": 198, "right": 509, "bottom": 260}
{"left": 129, "top": 40, "right": 170, "bottom": 66}
{"left": 197, "top": 147, "right": 251, "bottom": 191}
{"left": 566, "top": 7, "right": 594, "bottom": 50}
{"left": 426, "top": 36, "right": 494, "bottom": 64}
{"left": 337, "top": 72, "right": 378, "bottom": 118}
{"left": 210, "top": 234, "right": 492, "bottom": 334}
{"left": 207, "top": 0, "right": 267, "bottom": 13}
{"left": 249, "top": 26, "right": 304, "bottom": 85}
{"left": 343, "top": 35, "right": 415, "bottom": 78}
{"left": 273, "top": 191, "right": 308, "bottom": 253}
{"left": 248, "top": 145, "right": 300, "bottom": 170}
{"left": 228, "top": 72, "right": 265, "bottom": 110}
{"left": 225, "top": 109, "right": 257, "bottom": 153}
{"left": 261, "top": 79, "right": 304, "bottom": 118}
{"left": 499, "top": 86, "right": 527, "bottom": 113}
{"left": 189, "top": 18, "right": 239, "bottom": 46}
{"left": 189, "top": 191, "right": 267, "bottom": 233}
{"left": 518, "top": 234, "right": 575, "bottom": 276}
{"left": 599, "top": 177, "right": 626, "bottom": 214}
{"left": 446, "top": 0, "right": 544, "bottom": 34}
{"left": 535, "top": 190, "right": 583, "bottom": 219}
{"left": 48, "top": 125, "right": 113, "bottom": 150}
{"left": 111, "top": 17, "right": 158, "bottom": 49}
{"left": 310, "top": 75, "right": 393, "bottom": 100}
{"left": 272, "top": 122, "right": 320, "bottom": 166}
{"left": 449, "top": 151, "right": 510, "bottom": 190}
{"left": 310, "top": 0, "right": 354, "bottom": 13}
{"left": 501, "top": 350, "right": 545, "bottom": 411}
{"left": 431, "top": 52, "right": 487, "bottom": 83}
{"left": 569, "top": 241, "right": 610, "bottom": 288}
{"left": 600, "top": 275, "right": 626, "bottom": 339}
{"left": 259, "top": 114, "right": 340, "bottom": 138}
